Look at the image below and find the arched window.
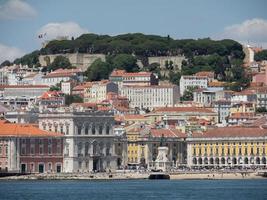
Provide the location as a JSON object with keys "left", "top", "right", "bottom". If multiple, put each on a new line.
{"left": 193, "top": 158, "right": 197, "bottom": 165}
{"left": 106, "top": 143, "right": 111, "bottom": 156}
{"left": 232, "top": 157, "right": 237, "bottom": 165}
{"left": 77, "top": 126, "right": 82, "bottom": 135}
{"left": 106, "top": 125, "right": 110, "bottom": 135}
{"left": 204, "top": 157, "right": 208, "bottom": 165}
{"left": 93, "top": 142, "right": 98, "bottom": 154}
{"left": 262, "top": 157, "right": 266, "bottom": 164}
{"left": 85, "top": 142, "right": 89, "bottom": 155}
{"left": 256, "top": 157, "right": 260, "bottom": 164}
{"left": 99, "top": 125, "right": 103, "bottom": 135}
{"left": 78, "top": 142, "right": 82, "bottom": 156}
{"left": 198, "top": 157, "right": 202, "bottom": 165}
{"left": 92, "top": 124, "right": 95, "bottom": 135}
{"left": 85, "top": 125, "right": 89, "bottom": 135}
{"left": 210, "top": 157, "right": 214, "bottom": 165}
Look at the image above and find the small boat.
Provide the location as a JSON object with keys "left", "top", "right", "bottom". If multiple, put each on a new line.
{"left": 148, "top": 172, "right": 170, "bottom": 180}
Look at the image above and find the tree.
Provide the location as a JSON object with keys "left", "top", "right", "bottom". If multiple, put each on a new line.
{"left": 0, "top": 60, "right": 11, "bottom": 67}
{"left": 65, "top": 94, "right": 83, "bottom": 106}
{"left": 255, "top": 50, "right": 267, "bottom": 61}
{"left": 84, "top": 58, "right": 112, "bottom": 81}
{"left": 50, "top": 85, "right": 60, "bottom": 91}
{"left": 111, "top": 54, "right": 139, "bottom": 72}
{"left": 146, "top": 62, "right": 159, "bottom": 72}
{"left": 169, "top": 71, "right": 181, "bottom": 85}
{"left": 180, "top": 86, "right": 198, "bottom": 101}
{"left": 256, "top": 107, "right": 267, "bottom": 113}
{"left": 13, "top": 50, "right": 40, "bottom": 68}
{"left": 49, "top": 56, "right": 72, "bottom": 71}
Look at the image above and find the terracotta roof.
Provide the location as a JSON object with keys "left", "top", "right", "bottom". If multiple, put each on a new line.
{"left": 0, "top": 121, "right": 63, "bottom": 138}
{"left": 122, "top": 72, "right": 152, "bottom": 77}
{"left": 195, "top": 71, "right": 214, "bottom": 78}
{"left": 182, "top": 75, "right": 208, "bottom": 79}
{"left": 0, "top": 85, "right": 49, "bottom": 89}
{"left": 229, "top": 112, "right": 255, "bottom": 119}
{"left": 149, "top": 128, "right": 186, "bottom": 138}
{"left": 43, "top": 68, "right": 81, "bottom": 78}
{"left": 110, "top": 69, "right": 126, "bottom": 77}
{"left": 208, "top": 81, "right": 226, "bottom": 87}
{"left": 40, "top": 91, "right": 63, "bottom": 99}
{"left": 154, "top": 107, "right": 215, "bottom": 113}
{"left": 234, "top": 90, "right": 256, "bottom": 95}
{"left": 192, "top": 127, "right": 267, "bottom": 138}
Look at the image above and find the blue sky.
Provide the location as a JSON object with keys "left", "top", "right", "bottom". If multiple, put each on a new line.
{"left": 0, "top": 0, "right": 267, "bottom": 63}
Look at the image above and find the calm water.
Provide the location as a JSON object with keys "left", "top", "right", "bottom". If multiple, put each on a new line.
{"left": 0, "top": 179, "right": 267, "bottom": 200}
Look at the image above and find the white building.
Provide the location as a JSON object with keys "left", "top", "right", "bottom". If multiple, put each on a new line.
{"left": 61, "top": 81, "right": 74, "bottom": 95}
{"left": 180, "top": 75, "right": 209, "bottom": 96}
{"left": 42, "top": 68, "right": 83, "bottom": 86}
{"left": 121, "top": 84, "right": 179, "bottom": 110}
{"left": 38, "top": 109, "right": 123, "bottom": 173}
{"left": 193, "top": 87, "right": 224, "bottom": 107}
{"left": 84, "top": 80, "right": 118, "bottom": 103}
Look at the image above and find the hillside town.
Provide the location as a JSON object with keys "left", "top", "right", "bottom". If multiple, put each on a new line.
{"left": 0, "top": 44, "right": 267, "bottom": 177}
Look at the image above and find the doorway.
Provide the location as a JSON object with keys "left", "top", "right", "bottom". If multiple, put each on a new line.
{"left": 38, "top": 164, "right": 44, "bottom": 173}
{"left": 56, "top": 165, "right": 61, "bottom": 173}
{"left": 21, "top": 164, "right": 26, "bottom": 173}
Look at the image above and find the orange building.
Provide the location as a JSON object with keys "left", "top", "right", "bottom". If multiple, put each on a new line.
{"left": 0, "top": 120, "right": 63, "bottom": 173}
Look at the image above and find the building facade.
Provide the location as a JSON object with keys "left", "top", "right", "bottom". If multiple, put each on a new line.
{"left": 187, "top": 127, "right": 267, "bottom": 168}
{"left": 180, "top": 75, "right": 209, "bottom": 96}
{"left": 38, "top": 110, "right": 120, "bottom": 172}
{"left": 121, "top": 85, "right": 179, "bottom": 110}
{"left": 84, "top": 80, "right": 118, "bottom": 103}
{"left": 0, "top": 120, "right": 63, "bottom": 173}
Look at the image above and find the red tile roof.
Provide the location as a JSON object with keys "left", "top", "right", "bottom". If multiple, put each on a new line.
{"left": 192, "top": 127, "right": 267, "bottom": 138}
{"left": 110, "top": 69, "right": 126, "bottom": 77}
{"left": 0, "top": 85, "right": 49, "bottom": 89}
{"left": 149, "top": 128, "right": 186, "bottom": 138}
{"left": 43, "top": 68, "right": 82, "bottom": 78}
{"left": 0, "top": 121, "right": 63, "bottom": 138}
{"left": 154, "top": 107, "right": 215, "bottom": 113}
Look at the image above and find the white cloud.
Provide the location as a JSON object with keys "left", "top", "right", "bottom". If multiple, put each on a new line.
{"left": 0, "top": 0, "right": 37, "bottom": 20}
{"left": 37, "top": 22, "right": 88, "bottom": 41}
{"left": 0, "top": 43, "right": 25, "bottom": 63}
{"left": 216, "top": 18, "right": 267, "bottom": 48}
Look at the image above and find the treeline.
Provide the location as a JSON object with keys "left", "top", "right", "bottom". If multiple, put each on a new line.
{"left": 40, "top": 33, "right": 244, "bottom": 59}
{"left": 255, "top": 50, "right": 267, "bottom": 61}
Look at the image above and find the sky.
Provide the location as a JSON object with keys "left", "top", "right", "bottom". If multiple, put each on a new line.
{"left": 0, "top": 0, "right": 267, "bottom": 63}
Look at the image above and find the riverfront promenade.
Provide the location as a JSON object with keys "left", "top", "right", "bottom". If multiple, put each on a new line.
{"left": 1, "top": 170, "right": 266, "bottom": 180}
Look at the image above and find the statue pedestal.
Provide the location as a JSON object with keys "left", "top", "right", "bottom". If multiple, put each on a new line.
{"left": 149, "top": 146, "right": 172, "bottom": 172}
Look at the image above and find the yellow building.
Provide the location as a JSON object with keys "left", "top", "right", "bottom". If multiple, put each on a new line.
{"left": 126, "top": 127, "right": 141, "bottom": 165}
{"left": 187, "top": 127, "right": 267, "bottom": 168}
{"left": 229, "top": 102, "right": 255, "bottom": 114}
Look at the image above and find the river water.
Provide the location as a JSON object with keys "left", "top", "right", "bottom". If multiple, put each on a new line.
{"left": 0, "top": 179, "right": 266, "bottom": 200}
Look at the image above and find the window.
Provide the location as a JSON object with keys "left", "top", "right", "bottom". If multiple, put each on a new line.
{"left": 0, "top": 146, "right": 2, "bottom": 155}
{"left": 21, "top": 146, "right": 26, "bottom": 155}
{"left": 106, "top": 125, "right": 110, "bottom": 135}
{"left": 77, "top": 126, "right": 82, "bottom": 135}
{"left": 99, "top": 125, "right": 103, "bottom": 135}
{"left": 30, "top": 144, "right": 35, "bottom": 155}
{"left": 85, "top": 126, "right": 89, "bottom": 135}
{"left": 92, "top": 124, "right": 95, "bottom": 135}
{"left": 56, "top": 140, "right": 61, "bottom": 154}
{"left": 63, "top": 125, "right": 68, "bottom": 135}
{"left": 60, "top": 126, "right": 64, "bottom": 134}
